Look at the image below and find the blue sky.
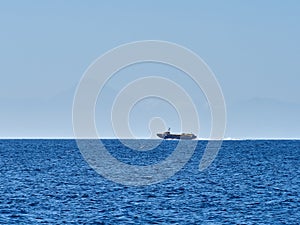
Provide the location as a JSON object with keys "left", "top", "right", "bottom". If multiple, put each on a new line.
{"left": 0, "top": 1, "right": 299, "bottom": 138}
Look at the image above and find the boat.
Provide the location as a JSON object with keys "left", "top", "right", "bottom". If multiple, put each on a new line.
{"left": 157, "top": 128, "right": 197, "bottom": 140}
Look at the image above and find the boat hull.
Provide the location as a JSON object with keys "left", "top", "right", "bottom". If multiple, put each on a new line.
{"left": 157, "top": 133, "right": 196, "bottom": 140}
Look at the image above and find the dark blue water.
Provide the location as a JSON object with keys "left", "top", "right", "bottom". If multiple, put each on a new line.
{"left": 0, "top": 140, "right": 299, "bottom": 224}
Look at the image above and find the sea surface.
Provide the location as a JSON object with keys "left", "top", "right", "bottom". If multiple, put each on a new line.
{"left": 0, "top": 139, "right": 299, "bottom": 224}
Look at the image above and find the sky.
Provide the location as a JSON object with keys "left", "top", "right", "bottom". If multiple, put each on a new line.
{"left": 0, "top": 0, "right": 299, "bottom": 139}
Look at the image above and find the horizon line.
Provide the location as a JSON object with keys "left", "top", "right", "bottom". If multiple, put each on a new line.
{"left": 0, "top": 137, "right": 300, "bottom": 140}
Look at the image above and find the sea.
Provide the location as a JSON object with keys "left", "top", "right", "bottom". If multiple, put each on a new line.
{"left": 0, "top": 139, "right": 299, "bottom": 224}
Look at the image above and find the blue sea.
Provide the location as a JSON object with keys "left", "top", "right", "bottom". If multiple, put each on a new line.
{"left": 0, "top": 139, "right": 299, "bottom": 224}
